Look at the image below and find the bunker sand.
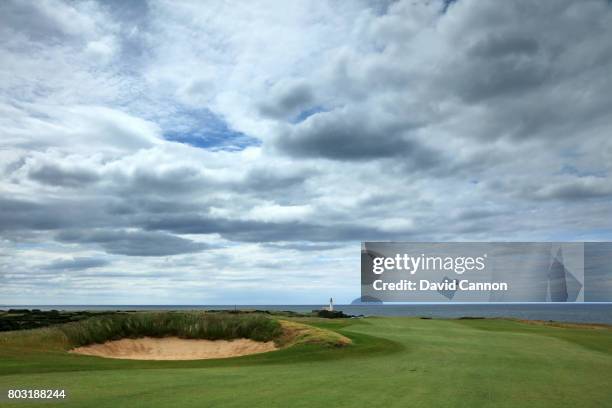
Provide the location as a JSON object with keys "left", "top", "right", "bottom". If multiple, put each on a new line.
{"left": 70, "top": 337, "right": 277, "bottom": 360}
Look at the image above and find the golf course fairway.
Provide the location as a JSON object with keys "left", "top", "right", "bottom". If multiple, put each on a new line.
{"left": 1, "top": 317, "right": 611, "bottom": 407}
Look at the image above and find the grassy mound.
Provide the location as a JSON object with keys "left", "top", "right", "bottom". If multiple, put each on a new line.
{"left": 59, "top": 312, "right": 283, "bottom": 347}
{"left": 277, "top": 320, "right": 351, "bottom": 347}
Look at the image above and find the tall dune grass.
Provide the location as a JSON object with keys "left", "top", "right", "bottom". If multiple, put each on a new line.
{"left": 59, "top": 312, "right": 282, "bottom": 346}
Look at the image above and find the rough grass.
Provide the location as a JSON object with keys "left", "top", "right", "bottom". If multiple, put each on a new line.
{"left": 277, "top": 319, "right": 352, "bottom": 347}
{"left": 0, "top": 326, "right": 70, "bottom": 351}
{"left": 58, "top": 312, "right": 283, "bottom": 347}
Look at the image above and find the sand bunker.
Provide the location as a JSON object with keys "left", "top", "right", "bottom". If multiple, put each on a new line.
{"left": 70, "top": 337, "right": 277, "bottom": 360}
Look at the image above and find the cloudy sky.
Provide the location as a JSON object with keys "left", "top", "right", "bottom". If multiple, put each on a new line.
{"left": 1, "top": 0, "right": 611, "bottom": 305}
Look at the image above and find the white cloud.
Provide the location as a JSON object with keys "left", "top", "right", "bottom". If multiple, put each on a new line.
{"left": 247, "top": 204, "right": 313, "bottom": 223}
{"left": 1, "top": 104, "right": 161, "bottom": 153}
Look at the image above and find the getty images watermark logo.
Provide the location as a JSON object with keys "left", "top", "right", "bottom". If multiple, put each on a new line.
{"left": 371, "top": 253, "right": 487, "bottom": 275}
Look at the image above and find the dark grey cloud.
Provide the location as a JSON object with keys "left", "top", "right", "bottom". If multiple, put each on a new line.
{"left": 467, "top": 34, "right": 539, "bottom": 59}
{"left": 241, "top": 166, "right": 312, "bottom": 193}
{"left": 105, "top": 198, "right": 202, "bottom": 216}
{"left": 56, "top": 229, "right": 208, "bottom": 256}
{"left": 0, "top": 196, "right": 135, "bottom": 235}
{"left": 533, "top": 178, "right": 612, "bottom": 201}
{"left": 452, "top": 56, "right": 550, "bottom": 103}
{"left": 264, "top": 242, "right": 344, "bottom": 251}
{"left": 259, "top": 82, "right": 315, "bottom": 119}
{"left": 455, "top": 208, "right": 510, "bottom": 221}
{"left": 111, "top": 165, "right": 206, "bottom": 196}
{"left": 44, "top": 257, "right": 110, "bottom": 271}
{"left": 274, "top": 108, "right": 440, "bottom": 163}
{"left": 141, "top": 214, "right": 414, "bottom": 243}
{"left": 28, "top": 163, "right": 99, "bottom": 187}
{"left": 0, "top": 198, "right": 72, "bottom": 231}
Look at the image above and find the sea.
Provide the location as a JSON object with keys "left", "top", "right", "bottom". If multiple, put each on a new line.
{"left": 3, "top": 304, "right": 612, "bottom": 325}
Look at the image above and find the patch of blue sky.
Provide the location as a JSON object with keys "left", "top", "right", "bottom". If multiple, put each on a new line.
{"left": 165, "top": 129, "right": 260, "bottom": 151}
{"left": 163, "top": 108, "right": 260, "bottom": 151}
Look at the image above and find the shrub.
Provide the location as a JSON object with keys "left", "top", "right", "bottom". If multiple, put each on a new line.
{"left": 316, "top": 310, "right": 350, "bottom": 319}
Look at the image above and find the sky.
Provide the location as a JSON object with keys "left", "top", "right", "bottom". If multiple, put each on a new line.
{"left": 1, "top": 0, "right": 612, "bottom": 305}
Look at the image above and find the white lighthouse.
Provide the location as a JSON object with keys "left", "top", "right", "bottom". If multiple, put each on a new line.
{"left": 328, "top": 297, "right": 334, "bottom": 311}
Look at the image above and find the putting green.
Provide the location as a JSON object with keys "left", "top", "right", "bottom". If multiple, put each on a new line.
{"left": 1, "top": 317, "right": 611, "bottom": 407}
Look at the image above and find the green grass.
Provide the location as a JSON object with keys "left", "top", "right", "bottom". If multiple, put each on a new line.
{"left": 0, "top": 317, "right": 611, "bottom": 407}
